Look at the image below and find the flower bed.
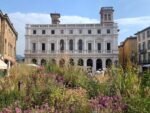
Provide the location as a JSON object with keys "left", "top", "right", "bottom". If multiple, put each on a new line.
{"left": 0, "top": 63, "right": 149, "bottom": 113}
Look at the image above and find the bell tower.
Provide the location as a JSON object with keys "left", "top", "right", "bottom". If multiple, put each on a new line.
{"left": 50, "top": 13, "right": 60, "bottom": 25}
{"left": 100, "top": 7, "right": 114, "bottom": 25}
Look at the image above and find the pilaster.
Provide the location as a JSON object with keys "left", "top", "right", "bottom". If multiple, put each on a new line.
{"left": 102, "top": 58, "right": 106, "bottom": 69}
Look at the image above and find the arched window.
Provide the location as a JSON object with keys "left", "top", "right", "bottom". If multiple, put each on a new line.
{"left": 78, "top": 39, "right": 83, "bottom": 52}
{"left": 59, "top": 59, "right": 65, "bottom": 67}
{"left": 87, "top": 59, "right": 93, "bottom": 67}
{"left": 32, "top": 59, "right": 37, "bottom": 64}
{"left": 41, "top": 59, "right": 46, "bottom": 66}
{"left": 78, "top": 59, "right": 84, "bottom": 66}
{"left": 51, "top": 59, "right": 56, "bottom": 64}
{"left": 96, "top": 59, "right": 102, "bottom": 70}
{"left": 60, "top": 39, "right": 64, "bottom": 52}
{"left": 69, "top": 58, "right": 74, "bottom": 66}
{"left": 69, "top": 39, "right": 73, "bottom": 51}
{"left": 106, "top": 59, "right": 112, "bottom": 68}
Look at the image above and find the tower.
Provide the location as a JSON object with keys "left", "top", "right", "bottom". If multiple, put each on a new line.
{"left": 50, "top": 13, "right": 60, "bottom": 24}
{"left": 100, "top": 7, "right": 114, "bottom": 25}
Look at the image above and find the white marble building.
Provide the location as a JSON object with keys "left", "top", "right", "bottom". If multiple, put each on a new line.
{"left": 25, "top": 7, "right": 119, "bottom": 71}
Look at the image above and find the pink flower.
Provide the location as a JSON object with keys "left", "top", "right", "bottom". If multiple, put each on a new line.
{"left": 15, "top": 107, "right": 22, "bottom": 113}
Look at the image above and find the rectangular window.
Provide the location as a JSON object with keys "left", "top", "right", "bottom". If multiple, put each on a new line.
{"left": 51, "top": 30, "right": 55, "bottom": 34}
{"left": 97, "top": 29, "right": 101, "bottom": 34}
{"left": 88, "top": 30, "right": 92, "bottom": 34}
{"left": 42, "top": 30, "right": 46, "bottom": 34}
{"left": 42, "top": 43, "right": 45, "bottom": 51}
{"left": 107, "top": 43, "right": 111, "bottom": 51}
{"left": 104, "top": 14, "right": 107, "bottom": 20}
{"left": 147, "top": 30, "right": 150, "bottom": 37}
{"left": 69, "top": 30, "right": 73, "bottom": 34}
{"left": 88, "top": 43, "right": 92, "bottom": 51}
{"left": 33, "top": 30, "right": 36, "bottom": 34}
{"left": 97, "top": 43, "right": 101, "bottom": 51}
{"left": 79, "top": 29, "right": 82, "bottom": 34}
{"left": 138, "top": 34, "right": 141, "bottom": 41}
{"left": 60, "top": 30, "right": 64, "bottom": 34}
{"left": 148, "top": 40, "right": 150, "bottom": 49}
{"left": 138, "top": 43, "right": 141, "bottom": 51}
{"left": 143, "top": 32, "right": 145, "bottom": 39}
{"left": 32, "top": 43, "right": 36, "bottom": 52}
{"left": 51, "top": 43, "right": 55, "bottom": 52}
{"left": 108, "top": 14, "right": 111, "bottom": 20}
{"left": 107, "top": 29, "right": 110, "bottom": 34}
{"left": 143, "top": 42, "right": 145, "bottom": 50}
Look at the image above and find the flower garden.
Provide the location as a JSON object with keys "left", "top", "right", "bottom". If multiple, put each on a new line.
{"left": 0, "top": 62, "right": 150, "bottom": 113}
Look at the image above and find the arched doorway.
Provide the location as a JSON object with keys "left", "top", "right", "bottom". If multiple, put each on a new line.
{"left": 60, "top": 39, "right": 65, "bottom": 52}
{"left": 69, "top": 58, "right": 74, "bottom": 66}
{"left": 96, "top": 59, "right": 102, "bottom": 70}
{"left": 87, "top": 59, "right": 93, "bottom": 67}
{"left": 32, "top": 59, "right": 37, "bottom": 64}
{"left": 41, "top": 59, "right": 46, "bottom": 66}
{"left": 51, "top": 59, "right": 56, "bottom": 64}
{"left": 78, "top": 59, "right": 84, "bottom": 66}
{"left": 106, "top": 59, "right": 112, "bottom": 68}
{"left": 59, "top": 59, "right": 65, "bottom": 67}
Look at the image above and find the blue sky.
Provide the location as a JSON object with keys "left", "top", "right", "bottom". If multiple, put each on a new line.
{"left": 0, "top": 0, "right": 150, "bottom": 55}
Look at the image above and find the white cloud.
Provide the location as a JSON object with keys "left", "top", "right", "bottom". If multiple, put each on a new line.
{"left": 8, "top": 12, "right": 150, "bottom": 55}
{"left": 116, "top": 16, "right": 150, "bottom": 26}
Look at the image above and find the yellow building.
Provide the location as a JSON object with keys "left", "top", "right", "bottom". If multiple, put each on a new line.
{"left": 0, "top": 11, "right": 18, "bottom": 66}
{"left": 118, "top": 36, "right": 137, "bottom": 67}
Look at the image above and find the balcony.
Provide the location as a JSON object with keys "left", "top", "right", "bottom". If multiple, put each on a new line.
{"left": 31, "top": 50, "right": 37, "bottom": 53}
{"left": 25, "top": 49, "right": 116, "bottom": 55}
{"left": 139, "top": 60, "right": 150, "bottom": 65}
{"left": 41, "top": 50, "right": 47, "bottom": 53}
{"left": 106, "top": 50, "right": 111, "bottom": 53}
{"left": 139, "top": 49, "right": 147, "bottom": 54}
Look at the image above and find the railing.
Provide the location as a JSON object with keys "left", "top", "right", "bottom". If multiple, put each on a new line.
{"left": 139, "top": 60, "right": 150, "bottom": 65}
{"left": 139, "top": 49, "right": 147, "bottom": 54}
{"left": 25, "top": 50, "right": 117, "bottom": 54}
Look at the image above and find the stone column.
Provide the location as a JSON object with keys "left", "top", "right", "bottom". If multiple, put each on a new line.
{"left": 28, "top": 38, "right": 31, "bottom": 51}
{"left": 93, "top": 40, "right": 96, "bottom": 54}
{"left": 84, "top": 39, "right": 86, "bottom": 54}
{"left": 38, "top": 58, "right": 41, "bottom": 65}
{"left": 66, "top": 39, "right": 68, "bottom": 53}
{"left": 84, "top": 58, "right": 87, "bottom": 68}
{"left": 56, "top": 39, "right": 59, "bottom": 53}
{"left": 102, "top": 58, "right": 106, "bottom": 69}
{"left": 103, "top": 41, "right": 106, "bottom": 53}
{"left": 47, "top": 39, "right": 50, "bottom": 54}
{"left": 74, "top": 58, "right": 78, "bottom": 66}
{"left": 75, "top": 39, "right": 78, "bottom": 53}
{"left": 37, "top": 38, "right": 40, "bottom": 54}
{"left": 93, "top": 59, "right": 96, "bottom": 72}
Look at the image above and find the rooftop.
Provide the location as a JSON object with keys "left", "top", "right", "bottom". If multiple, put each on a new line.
{"left": 135, "top": 26, "right": 150, "bottom": 35}
{"left": 0, "top": 10, "right": 18, "bottom": 38}
{"left": 118, "top": 36, "right": 137, "bottom": 47}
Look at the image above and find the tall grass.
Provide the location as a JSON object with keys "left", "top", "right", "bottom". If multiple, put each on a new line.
{"left": 0, "top": 62, "right": 149, "bottom": 113}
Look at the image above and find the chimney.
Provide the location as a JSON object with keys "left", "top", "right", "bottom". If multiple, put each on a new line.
{"left": 50, "top": 13, "right": 60, "bottom": 24}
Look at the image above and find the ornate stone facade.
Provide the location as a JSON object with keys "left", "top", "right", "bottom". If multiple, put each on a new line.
{"left": 25, "top": 7, "right": 119, "bottom": 72}
{"left": 135, "top": 26, "right": 150, "bottom": 71}
{"left": 0, "top": 11, "right": 18, "bottom": 66}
